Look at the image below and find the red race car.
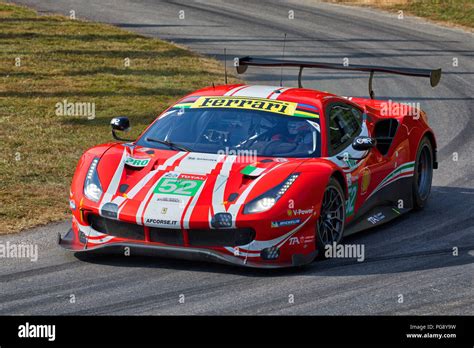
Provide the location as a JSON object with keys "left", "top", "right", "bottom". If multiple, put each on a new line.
{"left": 59, "top": 57, "right": 442, "bottom": 268}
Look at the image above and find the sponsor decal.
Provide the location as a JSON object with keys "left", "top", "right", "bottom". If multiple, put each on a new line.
{"left": 125, "top": 157, "right": 150, "bottom": 167}
{"left": 145, "top": 218, "right": 178, "bottom": 226}
{"left": 163, "top": 171, "right": 180, "bottom": 179}
{"left": 178, "top": 173, "right": 207, "bottom": 181}
{"left": 287, "top": 208, "right": 314, "bottom": 217}
{"left": 288, "top": 237, "right": 300, "bottom": 245}
{"left": 360, "top": 167, "right": 371, "bottom": 194}
{"left": 286, "top": 235, "right": 316, "bottom": 248}
{"left": 355, "top": 136, "right": 375, "bottom": 146}
{"left": 271, "top": 218, "right": 301, "bottom": 228}
{"left": 153, "top": 174, "right": 205, "bottom": 196}
{"left": 287, "top": 234, "right": 316, "bottom": 247}
{"left": 300, "top": 235, "right": 315, "bottom": 244}
{"left": 187, "top": 156, "right": 217, "bottom": 162}
{"left": 367, "top": 212, "right": 385, "bottom": 225}
{"left": 156, "top": 197, "right": 182, "bottom": 204}
{"left": 161, "top": 207, "right": 168, "bottom": 214}
{"left": 191, "top": 96, "right": 297, "bottom": 116}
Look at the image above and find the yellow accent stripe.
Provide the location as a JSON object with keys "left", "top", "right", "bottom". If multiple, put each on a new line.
{"left": 293, "top": 110, "right": 319, "bottom": 118}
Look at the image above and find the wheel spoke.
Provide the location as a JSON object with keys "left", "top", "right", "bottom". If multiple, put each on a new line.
{"left": 317, "top": 186, "right": 345, "bottom": 245}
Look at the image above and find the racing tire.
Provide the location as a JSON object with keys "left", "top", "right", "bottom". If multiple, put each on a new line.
{"left": 412, "top": 136, "right": 434, "bottom": 210}
{"left": 316, "top": 177, "right": 346, "bottom": 258}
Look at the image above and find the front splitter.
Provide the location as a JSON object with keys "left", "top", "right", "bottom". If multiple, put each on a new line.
{"left": 58, "top": 228, "right": 315, "bottom": 268}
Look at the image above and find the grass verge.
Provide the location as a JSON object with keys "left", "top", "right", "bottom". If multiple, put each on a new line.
{"left": 0, "top": 2, "right": 239, "bottom": 234}
{"left": 324, "top": 0, "right": 473, "bottom": 29}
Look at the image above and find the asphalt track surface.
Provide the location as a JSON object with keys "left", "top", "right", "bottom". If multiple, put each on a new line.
{"left": 2, "top": 0, "right": 473, "bottom": 315}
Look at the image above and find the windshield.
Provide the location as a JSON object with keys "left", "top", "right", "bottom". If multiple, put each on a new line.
{"left": 136, "top": 101, "right": 321, "bottom": 158}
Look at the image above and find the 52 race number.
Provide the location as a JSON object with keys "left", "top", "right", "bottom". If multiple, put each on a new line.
{"left": 154, "top": 178, "right": 203, "bottom": 196}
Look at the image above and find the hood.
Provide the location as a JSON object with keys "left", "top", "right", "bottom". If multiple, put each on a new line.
{"left": 94, "top": 144, "right": 304, "bottom": 229}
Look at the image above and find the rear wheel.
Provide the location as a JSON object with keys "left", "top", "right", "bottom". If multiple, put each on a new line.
{"left": 413, "top": 137, "right": 434, "bottom": 210}
{"left": 316, "top": 177, "right": 345, "bottom": 256}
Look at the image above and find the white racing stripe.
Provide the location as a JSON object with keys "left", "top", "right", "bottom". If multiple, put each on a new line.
{"left": 116, "top": 152, "right": 187, "bottom": 217}
{"left": 232, "top": 85, "right": 281, "bottom": 98}
{"left": 268, "top": 87, "right": 291, "bottom": 99}
{"left": 135, "top": 151, "right": 188, "bottom": 224}
{"left": 99, "top": 148, "right": 128, "bottom": 211}
{"left": 74, "top": 217, "right": 114, "bottom": 244}
{"left": 182, "top": 177, "right": 208, "bottom": 229}
{"left": 224, "top": 85, "right": 248, "bottom": 96}
{"left": 143, "top": 152, "right": 224, "bottom": 228}
{"left": 212, "top": 155, "right": 236, "bottom": 214}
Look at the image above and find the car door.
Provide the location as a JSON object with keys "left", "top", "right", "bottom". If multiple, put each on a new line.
{"left": 325, "top": 102, "right": 392, "bottom": 221}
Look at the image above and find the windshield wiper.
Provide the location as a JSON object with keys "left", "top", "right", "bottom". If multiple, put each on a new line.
{"left": 145, "top": 137, "right": 192, "bottom": 152}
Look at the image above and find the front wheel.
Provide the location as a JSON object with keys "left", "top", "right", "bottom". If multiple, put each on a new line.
{"left": 316, "top": 177, "right": 345, "bottom": 256}
{"left": 413, "top": 137, "right": 434, "bottom": 210}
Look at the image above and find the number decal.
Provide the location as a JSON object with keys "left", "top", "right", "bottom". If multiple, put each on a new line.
{"left": 154, "top": 178, "right": 203, "bottom": 196}
{"left": 175, "top": 180, "right": 198, "bottom": 195}
{"left": 156, "top": 178, "right": 178, "bottom": 193}
{"left": 346, "top": 183, "right": 358, "bottom": 217}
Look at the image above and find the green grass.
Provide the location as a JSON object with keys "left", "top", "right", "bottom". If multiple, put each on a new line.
{"left": 325, "top": 0, "right": 474, "bottom": 28}
{"left": 390, "top": 0, "right": 473, "bottom": 27}
{"left": 0, "top": 2, "right": 240, "bottom": 234}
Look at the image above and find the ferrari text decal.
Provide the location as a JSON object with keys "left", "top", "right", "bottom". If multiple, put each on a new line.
{"left": 191, "top": 96, "right": 297, "bottom": 116}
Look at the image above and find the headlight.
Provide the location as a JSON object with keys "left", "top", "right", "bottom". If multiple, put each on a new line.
{"left": 84, "top": 158, "right": 103, "bottom": 202}
{"left": 243, "top": 173, "right": 299, "bottom": 214}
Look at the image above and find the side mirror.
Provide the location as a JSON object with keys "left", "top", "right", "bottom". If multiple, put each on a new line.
{"left": 336, "top": 136, "right": 376, "bottom": 161}
{"left": 110, "top": 117, "right": 133, "bottom": 141}
{"left": 352, "top": 136, "right": 376, "bottom": 151}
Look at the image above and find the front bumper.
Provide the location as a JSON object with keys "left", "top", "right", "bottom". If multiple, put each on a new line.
{"left": 58, "top": 228, "right": 316, "bottom": 268}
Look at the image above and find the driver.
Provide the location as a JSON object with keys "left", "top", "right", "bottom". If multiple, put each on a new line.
{"left": 272, "top": 120, "right": 312, "bottom": 145}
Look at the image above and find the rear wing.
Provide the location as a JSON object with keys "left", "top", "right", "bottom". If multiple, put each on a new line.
{"left": 235, "top": 56, "right": 442, "bottom": 99}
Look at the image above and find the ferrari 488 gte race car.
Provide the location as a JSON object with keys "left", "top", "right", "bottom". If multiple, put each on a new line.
{"left": 59, "top": 57, "right": 442, "bottom": 268}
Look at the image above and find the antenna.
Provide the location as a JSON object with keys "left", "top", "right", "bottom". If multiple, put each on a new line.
{"left": 279, "top": 33, "right": 287, "bottom": 87}
{"left": 224, "top": 48, "right": 228, "bottom": 84}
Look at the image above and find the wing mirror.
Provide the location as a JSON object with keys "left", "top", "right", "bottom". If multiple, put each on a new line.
{"left": 352, "top": 136, "right": 376, "bottom": 151}
{"left": 110, "top": 117, "right": 133, "bottom": 141}
{"left": 336, "top": 136, "right": 376, "bottom": 161}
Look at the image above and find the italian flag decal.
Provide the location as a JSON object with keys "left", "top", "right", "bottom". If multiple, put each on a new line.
{"left": 368, "top": 161, "right": 415, "bottom": 199}
{"left": 241, "top": 164, "right": 265, "bottom": 177}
